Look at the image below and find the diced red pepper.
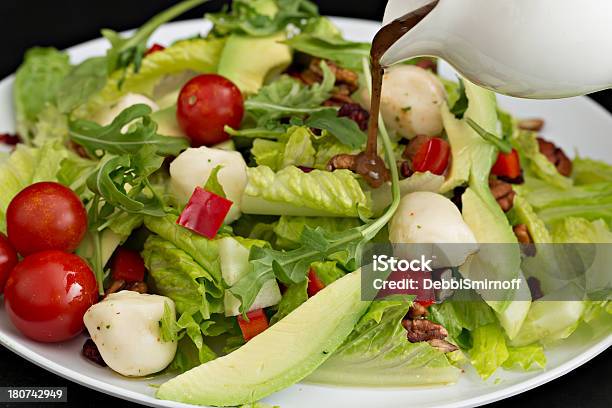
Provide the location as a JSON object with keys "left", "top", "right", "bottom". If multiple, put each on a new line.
{"left": 307, "top": 268, "right": 325, "bottom": 297}
{"left": 412, "top": 137, "right": 450, "bottom": 175}
{"left": 491, "top": 149, "right": 521, "bottom": 179}
{"left": 145, "top": 43, "right": 165, "bottom": 56}
{"left": 111, "top": 248, "right": 145, "bottom": 282}
{"left": 415, "top": 300, "right": 435, "bottom": 308}
{"left": 376, "top": 270, "right": 435, "bottom": 304}
{"left": 237, "top": 309, "right": 269, "bottom": 341}
{"left": 177, "top": 187, "right": 233, "bottom": 239}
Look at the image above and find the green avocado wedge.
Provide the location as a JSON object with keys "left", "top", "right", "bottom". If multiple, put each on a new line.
{"left": 156, "top": 269, "right": 369, "bottom": 406}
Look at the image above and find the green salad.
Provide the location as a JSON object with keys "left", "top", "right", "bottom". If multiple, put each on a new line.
{"left": 0, "top": 0, "right": 610, "bottom": 406}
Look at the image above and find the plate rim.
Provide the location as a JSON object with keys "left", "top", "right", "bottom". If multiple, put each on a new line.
{"left": 0, "top": 16, "right": 611, "bottom": 408}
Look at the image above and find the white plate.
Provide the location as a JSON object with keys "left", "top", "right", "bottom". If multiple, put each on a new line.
{"left": 0, "top": 17, "right": 611, "bottom": 408}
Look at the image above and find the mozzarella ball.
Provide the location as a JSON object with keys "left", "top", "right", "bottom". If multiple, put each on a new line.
{"left": 93, "top": 93, "right": 159, "bottom": 126}
{"left": 170, "top": 147, "right": 247, "bottom": 223}
{"left": 389, "top": 191, "right": 478, "bottom": 267}
{"left": 83, "top": 291, "right": 177, "bottom": 377}
{"left": 362, "top": 65, "right": 446, "bottom": 138}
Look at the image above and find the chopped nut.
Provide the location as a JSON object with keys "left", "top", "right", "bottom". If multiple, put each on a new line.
{"left": 125, "top": 281, "right": 148, "bottom": 294}
{"left": 407, "top": 303, "right": 428, "bottom": 319}
{"left": 104, "top": 279, "right": 126, "bottom": 297}
{"left": 402, "top": 319, "right": 448, "bottom": 343}
{"left": 489, "top": 178, "right": 516, "bottom": 212}
{"left": 513, "top": 224, "right": 536, "bottom": 257}
{"left": 428, "top": 338, "right": 459, "bottom": 353}
{"left": 537, "top": 137, "right": 573, "bottom": 177}
{"left": 327, "top": 154, "right": 357, "bottom": 172}
{"left": 399, "top": 161, "right": 413, "bottom": 178}
{"left": 82, "top": 338, "right": 106, "bottom": 367}
{"left": 518, "top": 118, "right": 545, "bottom": 132}
{"left": 527, "top": 276, "right": 544, "bottom": 300}
{"left": 310, "top": 58, "right": 359, "bottom": 91}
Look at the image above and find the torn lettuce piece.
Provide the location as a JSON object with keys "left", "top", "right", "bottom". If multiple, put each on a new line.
{"left": 308, "top": 298, "right": 461, "bottom": 386}
{"left": 241, "top": 165, "right": 371, "bottom": 218}
{"left": 269, "top": 280, "right": 308, "bottom": 325}
{"left": 552, "top": 217, "right": 612, "bottom": 244}
{"left": 469, "top": 323, "right": 509, "bottom": 380}
{"left": 0, "top": 142, "right": 72, "bottom": 233}
{"left": 502, "top": 344, "right": 546, "bottom": 371}
{"left": 251, "top": 126, "right": 316, "bottom": 171}
{"left": 512, "top": 130, "right": 573, "bottom": 189}
{"left": 82, "top": 38, "right": 225, "bottom": 117}
{"left": 13, "top": 47, "right": 71, "bottom": 142}
{"left": 572, "top": 157, "right": 612, "bottom": 185}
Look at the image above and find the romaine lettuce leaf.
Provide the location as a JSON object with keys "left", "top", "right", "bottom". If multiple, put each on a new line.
{"left": 269, "top": 280, "right": 308, "bottom": 325}
{"left": 13, "top": 47, "right": 71, "bottom": 142}
{"left": 310, "top": 261, "right": 345, "bottom": 286}
{"left": 508, "top": 194, "right": 552, "bottom": 243}
{"left": 0, "top": 142, "right": 71, "bottom": 233}
{"left": 469, "top": 323, "right": 509, "bottom": 380}
{"left": 513, "top": 131, "right": 573, "bottom": 189}
{"left": 242, "top": 165, "right": 371, "bottom": 217}
{"left": 251, "top": 127, "right": 316, "bottom": 171}
{"left": 552, "top": 217, "right": 612, "bottom": 244}
{"left": 82, "top": 38, "right": 225, "bottom": 116}
{"left": 502, "top": 344, "right": 546, "bottom": 371}
{"left": 572, "top": 157, "right": 612, "bottom": 185}
{"left": 308, "top": 299, "right": 461, "bottom": 386}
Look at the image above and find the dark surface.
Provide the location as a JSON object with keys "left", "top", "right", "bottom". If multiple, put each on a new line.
{"left": 0, "top": 1, "right": 610, "bottom": 407}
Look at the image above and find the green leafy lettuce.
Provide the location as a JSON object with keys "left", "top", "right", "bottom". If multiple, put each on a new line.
{"left": 13, "top": 48, "right": 71, "bottom": 143}
{"left": 251, "top": 126, "right": 316, "bottom": 170}
{"left": 572, "top": 157, "right": 612, "bottom": 185}
{"left": 308, "top": 299, "right": 461, "bottom": 386}
{"left": 273, "top": 215, "right": 361, "bottom": 249}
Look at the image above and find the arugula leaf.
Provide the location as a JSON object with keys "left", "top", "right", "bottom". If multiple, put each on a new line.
{"left": 285, "top": 34, "right": 370, "bottom": 71}
{"left": 466, "top": 118, "right": 512, "bottom": 153}
{"left": 203, "top": 165, "right": 226, "bottom": 198}
{"left": 229, "top": 57, "right": 402, "bottom": 313}
{"left": 449, "top": 78, "right": 469, "bottom": 119}
{"left": 244, "top": 61, "right": 335, "bottom": 126}
{"left": 305, "top": 109, "right": 366, "bottom": 149}
{"left": 57, "top": 0, "right": 208, "bottom": 113}
{"left": 269, "top": 280, "right": 308, "bottom": 324}
{"left": 102, "top": 0, "right": 209, "bottom": 84}
{"left": 69, "top": 104, "right": 188, "bottom": 158}
{"left": 207, "top": 0, "right": 318, "bottom": 37}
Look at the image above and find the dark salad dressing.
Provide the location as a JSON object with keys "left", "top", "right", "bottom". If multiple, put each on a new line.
{"left": 338, "top": 1, "right": 439, "bottom": 188}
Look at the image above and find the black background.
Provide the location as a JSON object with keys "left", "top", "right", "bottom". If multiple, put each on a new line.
{"left": 0, "top": 1, "right": 610, "bottom": 407}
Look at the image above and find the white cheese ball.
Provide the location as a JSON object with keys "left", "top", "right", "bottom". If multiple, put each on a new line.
{"left": 93, "top": 93, "right": 159, "bottom": 126}
{"left": 362, "top": 65, "right": 446, "bottom": 138}
{"left": 389, "top": 192, "right": 478, "bottom": 268}
{"left": 170, "top": 147, "right": 247, "bottom": 223}
{"left": 83, "top": 291, "right": 177, "bottom": 377}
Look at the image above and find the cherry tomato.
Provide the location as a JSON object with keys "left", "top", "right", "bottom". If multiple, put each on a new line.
{"left": 111, "top": 248, "right": 145, "bottom": 282}
{"left": 177, "top": 74, "right": 244, "bottom": 147}
{"left": 412, "top": 137, "right": 451, "bottom": 175}
{"left": 491, "top": 149, "right": 522, "bottom": 179}
{"left": 7, "top": 182, "right": 87, "bottom": 256}
{"left": 145, "top": 43, "right": 165, "bottom": 56}
{"left": 237, "top": 309, "right": 269, "bottom": 342}
{"left": 4, "top": 250, "right": 98, "bottom": 342}
{"left": 0, "top": 233, "right": 18, "bottom": 294}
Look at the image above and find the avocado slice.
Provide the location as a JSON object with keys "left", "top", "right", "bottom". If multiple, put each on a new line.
{"left": 157, "top": 270, "right": 369, "bottom": 406}
{"left": 217, "top": 32, "right": 292, "bottom": 94}
{"left": 150, "top": 105, "right": 186, "bottom": 138}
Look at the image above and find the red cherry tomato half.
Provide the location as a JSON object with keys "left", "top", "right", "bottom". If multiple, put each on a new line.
{"left": 491, "top": 149, "right": 522, "bottom": 179}
{"left": 7, "top": 182, "right": 87, "bottom": 256}
{"left": 0, "top": 233, "right": 18, "bottom": 294}
{"left": 177, "top": 74, "right": 244, "bottom": 147}
{"left": 412, "top": 137, "right": 451, "bottom": 175}
{"left": 237, "top": 309, "right": 269, "bottom": 342}
{"left": 307, "top": 268, "right": 325, "bottom": 297}
{"left": 4, "top": 250, "right": 98, "bottom": 343}
{"left": 145, "top": 43, "right": 165, "bottom": 56}
{"left": 111, "top": 248, "right": 145, "bottom": 282}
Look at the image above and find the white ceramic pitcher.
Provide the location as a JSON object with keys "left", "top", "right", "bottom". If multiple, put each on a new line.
{"left": 382, "top": 0, "right": 612, "bottom": 98}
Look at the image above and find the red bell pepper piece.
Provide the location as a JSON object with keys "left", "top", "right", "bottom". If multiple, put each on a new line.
{"left": 412, "top": 137, "right": 451, "bottom": 175}
{"left": 177, "top": 187, "right": 233, "bottom": 239}
{"left": 145, "top": 43, "right": 165, "bottom": 56}
{"left": 111, "top": 248, "right": 145, "bottom": 282}
{"left": 307, "top": 268, "right": 325, "bottom": 297}
{"left": 237, "top": 309, "right": 269, "bottom": 341}
{"left": 491, "top": 149, "right": 521, "bottom": 179}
